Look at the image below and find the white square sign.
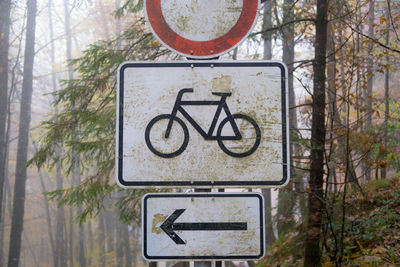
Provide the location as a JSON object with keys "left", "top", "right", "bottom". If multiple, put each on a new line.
{"left": 116, "top": 61, "right": 289, "bottom": 188}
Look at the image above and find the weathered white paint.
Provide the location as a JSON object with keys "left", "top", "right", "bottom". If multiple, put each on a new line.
{"left": 142, "top": 193, "right": 265, "bottom": 260}
{"left": 116, "top": 61, "right": 289, "bottom": 188}
{"left": 161, "top": 0, "right": 243, "bottom": 41}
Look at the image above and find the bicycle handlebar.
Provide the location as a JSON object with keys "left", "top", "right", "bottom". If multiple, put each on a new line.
{"left": 177, "top": 88, "right": 194, "bottom": 98}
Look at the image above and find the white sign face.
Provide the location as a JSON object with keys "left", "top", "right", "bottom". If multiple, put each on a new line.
{"left": 116, "top": 61, "right": 289, "bottom": 188}
{"left": 161, "top": 0, "right": 243, "bottom": 41}
{"left": 142, "top": 193, "right": 265, "bottom": 260}
{"left": 145, "top": 0, "right": 260, "bottom": 58}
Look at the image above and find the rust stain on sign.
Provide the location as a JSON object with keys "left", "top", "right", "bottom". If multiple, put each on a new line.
{"left": 152, "top": 213, "right": 167, "bottom": 234}
{"left": 212, "top": 75, "right": 232, "bottom": 93}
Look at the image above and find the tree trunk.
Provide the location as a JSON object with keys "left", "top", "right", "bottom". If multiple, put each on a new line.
{"left": 55, "top": 151, "right": 66, "bottom": 267}
{"left": 7, "top": 0, "right": 37, "bottom": 266}
{"left": 105, "top": 207, "right": 115, "bottom": 257}
{"left": 304, "top": 0, "right": 328, "bottom": 265}
{"left": 68, "top": 205, "right": 74, "bottom": 267}
{"left": 77, "top": 209, "right": 87, "bottom": 267}
{"left": 1, "top": 101, "right": 13, "bottom": 264}
{"left": 48, "top": 0, "right": 67, "bottom": 265}
{"left": 0, "top": 100, "right": 11, "bottom": 267}
{"left": 99, "top": 212, "right": 106, "bottom": 267}
{"left": 64, "top": 0, "right": 87, "bottom": 265}
{"left": 63, "top": 0, "right": 73, "bottom": 82}
{"left": 330, "top": 3, "right": 359, "bottom": 190}
{"left": 277, "top": 0, "right": 296, "bottom": 236}
{"left": 116, "top": 220, "right": 124, "bottom": 267}
{"left": 116, "top": 0, "right": 122, "bottom": 49}
{"left": 87, "top": 221, "right": 93, "bottom": 266}
{"left": 62, "top": 3, "right": 74, "bottom": 265}
{"left": 326, "top": 10, "right": 338, "bottom": 193}
{"left": 0, "top": 24, "right": 19, "bottom": 263}
{"left": 2, "top": 64, "right": 15, "bottom": 265}
{"left": 0, "top": 0, "right": 11, "bottom": 226}
{"left": 99, "top": 0, "right": 111, "bottom": 41}
{"left": 37, "top": 168, "right": 57, "bottom": 267}
{"left": 382, "top": 0, "right": 390, "bottom": 180}
{"left": 282, "top": 0, "right": 297, "bottom": 136}
{"left": 261, "top": 0, "right": 276, "bottom": 246}
{"left": 122, "top": 222, "right": 132, "bottom": 267}
{"left": 0, "top": 179, "right": 6, "bottom": 266}
{"left": 364, "top": 0, "right": 375, "bottom": 181}
{"left": 131, "top": 226, "right": 138, "bottom": 265}
{"left": 194, "top": 262, "right": 211, "bottom": 267}
{"left": 262, "top": 0, "right": 272, "bottom": 60}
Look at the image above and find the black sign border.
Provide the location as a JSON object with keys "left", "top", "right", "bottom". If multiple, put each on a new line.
{"left": 142, "top": 193, "right": 265, "bottom": 260}
{"left": 118, "top": 61, "right": 288, "bottom": 187}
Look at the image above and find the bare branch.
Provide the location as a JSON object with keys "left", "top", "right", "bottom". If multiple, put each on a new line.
{"left": 346, "top": 21, "right": 400, "bottom": 54}
{"left": 251, "top": 18, "right": 315, "bottom": 36}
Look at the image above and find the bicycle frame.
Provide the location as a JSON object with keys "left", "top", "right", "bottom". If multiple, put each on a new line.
{"left": 165, "top": 88, "right": 242, "bottom": 141}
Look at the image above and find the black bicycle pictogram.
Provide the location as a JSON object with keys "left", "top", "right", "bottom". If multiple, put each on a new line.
{"left": 145, "top": 88, "right": 261, "bottom": 158}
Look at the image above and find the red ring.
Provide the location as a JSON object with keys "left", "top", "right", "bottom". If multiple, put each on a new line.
{"left": 146, "top": 0, "right": 258, "bottom": 58}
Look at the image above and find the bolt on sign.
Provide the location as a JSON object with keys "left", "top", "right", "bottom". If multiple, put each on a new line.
{"left": 142, "top": 193, "right": 265, "bottom": 260}
{"left": 116, "top": 61, "right": 289, "bottom": 188}
{"left": 144, "top": 0, "right": 260, "bottom": 58}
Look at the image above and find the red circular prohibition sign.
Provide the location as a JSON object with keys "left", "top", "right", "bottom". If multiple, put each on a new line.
{"left": 145, "top": 0, "right": 259, "bottom": 58}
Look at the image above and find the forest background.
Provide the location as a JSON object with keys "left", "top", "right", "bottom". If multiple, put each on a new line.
{"left": 0, "top": 0, "right": 399, "bottom": 266}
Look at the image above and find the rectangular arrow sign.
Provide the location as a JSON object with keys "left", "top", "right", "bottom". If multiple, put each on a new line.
{"left": 116, "top": 61, "right": 289, "bottom": 188}
{"left": 142, "top": 193, "right": 265, "bottom": 260}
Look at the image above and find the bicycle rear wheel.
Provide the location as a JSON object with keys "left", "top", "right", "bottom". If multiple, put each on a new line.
{"left": 217, "top": 114, "right": 261, "bottom": 158}
{"left": 145, "top": 114, "right": 189, "bottom": 158}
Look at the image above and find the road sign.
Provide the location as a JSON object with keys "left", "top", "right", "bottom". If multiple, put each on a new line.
{"left": 145, "top": 0, "right": 260, "bottom": 58}
{"left": 116, "top": 61, "right": 289, "bottom": 188}
{"left": 142, "top": 193, "right": 265, "bottom": 260}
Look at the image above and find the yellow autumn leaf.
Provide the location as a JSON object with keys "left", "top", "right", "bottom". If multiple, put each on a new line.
{"left": 350, "top": 252, "right": 362, "bottom": 258}
{"left": 357, "top": 240, "right": 364, "bottom": 251}
{"left": 372, "top": 247, "right": 386, "bottom": 255}
{"left": 150, "top": 40, "right": 160, "bottom": 47}
{"left": 380, "top": 16, "right": 388, "bottom": 24}
{"left": 385, "top": 64, "right": 396, "bottom": 71}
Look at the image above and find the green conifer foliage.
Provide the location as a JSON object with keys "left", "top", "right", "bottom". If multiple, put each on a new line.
{"left": 30, "top": 8, "right": 169, "bottom": 223}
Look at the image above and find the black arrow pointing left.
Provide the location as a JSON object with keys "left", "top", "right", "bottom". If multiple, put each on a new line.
{"left": 160, "top": 209, "right": 247, "bottom": 245}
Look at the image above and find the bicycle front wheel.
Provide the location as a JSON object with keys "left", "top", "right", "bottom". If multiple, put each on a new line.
{"left": 145, "top": 114, "right": 189, "bottom": 158}
{"left": 217, "top": 114, "right": 261, "bottom": 158}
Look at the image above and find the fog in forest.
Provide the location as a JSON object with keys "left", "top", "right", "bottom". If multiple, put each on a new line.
{"left": 0, "top": 0, "right": 399, "bottom": 266}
